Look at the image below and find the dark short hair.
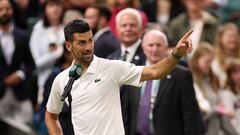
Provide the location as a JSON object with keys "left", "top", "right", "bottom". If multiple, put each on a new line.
{"left": 98, "top": 5, "right": 112, "bottom": 22}
{"left": 64, "top": 19, "right": 91, "bottom": 42}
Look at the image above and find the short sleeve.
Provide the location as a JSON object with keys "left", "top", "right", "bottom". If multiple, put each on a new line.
{"left": 109, "top": 60, "right": 143, "bottom": 87}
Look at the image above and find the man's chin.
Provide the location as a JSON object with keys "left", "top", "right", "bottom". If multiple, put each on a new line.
{"left": 83, "top": 54, "right": 93, "bottom": 63}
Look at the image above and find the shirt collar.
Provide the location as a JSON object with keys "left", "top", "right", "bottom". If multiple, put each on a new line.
{"left": 71, "top": 55, "right": 98, "bottom": 75}
{"left": 84, "top": 55, "right": 99, "bottom": 74}
{"left": 121, "top": 39, "right": 141, "bottom": 55}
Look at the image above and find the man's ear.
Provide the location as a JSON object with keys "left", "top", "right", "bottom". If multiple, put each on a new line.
{"left": 65, "top": 41, "right": 71, "bottom": 51}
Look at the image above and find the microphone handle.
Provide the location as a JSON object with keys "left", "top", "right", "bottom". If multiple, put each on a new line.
{"left": 61, "top": 77, "right": 75, "bottom": 101}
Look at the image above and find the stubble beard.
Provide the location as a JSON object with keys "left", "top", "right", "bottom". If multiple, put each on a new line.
{"left": 81, "top": 53, "right": 93, "bottom": 64}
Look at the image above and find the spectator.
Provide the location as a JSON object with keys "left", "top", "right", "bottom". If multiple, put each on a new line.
{"left": 0, "top": 0, "right": 35, "bottom": 133}
{"left": 29, "top": 0, "right": 65, "bottom": 108}
{"left": 107, "top": 0, "right": 148, "bottom": 37}
{"left": 141, "top": 0, "right": 184, "bottom": 25}
{"left": 108, "top": 8, "right": 145, "bottom": 64}
{"left": 63, "top": 9, "right": 84, "bottom": 25}
{"left": 168, "top": 0, "right": 218, "bottom": 58}
{"left": 189, "top": 42, "right": 227, "bottom": 135}
{"left": 63, "top": 0, "right": 96, "bottom": 13}
{"left": 219, "top": 58, "right": 240, "bottom": 134}
{"left": 211, "top": 23, "right": 240, "bottom": 88}
{"left": 122, "top": 29, "right": 204, "bottom": 135}
{"left": 84, "top": 5, "right": 99, "bottom": 35}
{"left": 93, "top": 4, "right": 120, "bottom": 58}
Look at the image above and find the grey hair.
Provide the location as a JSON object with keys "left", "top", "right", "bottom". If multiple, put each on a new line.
{"left": 143, "top": 29, "right": 169, "bottom": 46}
{"left": 116, "top": 8, "right": 142, "bottom": 27}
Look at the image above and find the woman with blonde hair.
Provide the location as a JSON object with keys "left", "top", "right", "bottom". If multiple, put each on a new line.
{"left": 189, "top": 42, "right": 224, "bottom": 135}
{"left": 212, "top": 23, "right": 240, "bottom": 87}
{"left": 219, "top": 58, "right": 240, "bottom": 134}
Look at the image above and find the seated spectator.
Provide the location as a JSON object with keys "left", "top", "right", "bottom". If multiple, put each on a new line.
{"left": 29, "top": 0, "right": 65, "bottom": 109}
{"left": 189, "top": 42, "right": 230, "bottom": 135}
{"left": 211, "top": 23, "right": 240, "bottom": 88}
{"left": 63, "top": 9, "right": 84, "bottom": 25}
{"left": 0, "top": 0, "right": 35, "bottom": 134}
{"left": 219, "top": 58, "right": 240, "bottom": 134}
{"left": 141, "top": 0, "right": 184, "bottom": 25}
{"left": 90, "top": 5, "right": 120, "bottom": 58}
{"left": 168, "top": 0, "right": 219, "bottom": 59}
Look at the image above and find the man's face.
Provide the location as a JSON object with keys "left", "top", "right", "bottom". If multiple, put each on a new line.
{"left": 142, "top": 31, "right": 168, "bottom": 65}
{"left": 0, "top": 0, "right": 13, "bottom": 25}
{"left": 66, "top": 31, "right": 94, "bottom": 65}
{"left": 117, "top": 13, "right": 142, "bottom": 47}
{"left": 84, "top": 7, "right": 99, "bottom": 30}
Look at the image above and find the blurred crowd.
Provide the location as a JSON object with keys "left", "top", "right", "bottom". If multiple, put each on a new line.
{"left": 0, "top": 0, "right": 239, "bottom": 134}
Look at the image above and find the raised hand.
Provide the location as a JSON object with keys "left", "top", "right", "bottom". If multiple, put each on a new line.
{"left": 173, "top": 29, "right": 193, "bottom": 58}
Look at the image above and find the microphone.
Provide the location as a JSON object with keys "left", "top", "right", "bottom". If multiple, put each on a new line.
{"left": 61, "top": 64, "right": 83, "bottom": 101}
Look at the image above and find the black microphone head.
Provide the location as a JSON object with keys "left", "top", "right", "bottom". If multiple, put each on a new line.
{"left": 69, "top": 64, "right": 83, "bottom": 80}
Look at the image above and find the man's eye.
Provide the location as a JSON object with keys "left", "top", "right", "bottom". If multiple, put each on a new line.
{"left": 78, "top": 41, "right": 86, "bottom": 45}
{"left": 89, "top": 38, "right": 93, "bottom": 43}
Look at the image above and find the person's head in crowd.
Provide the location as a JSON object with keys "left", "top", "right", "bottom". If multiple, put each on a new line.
{"left": 42, "top": 0, "right": 64, "bottom": 28}
{"left": 215, "top": 23, "right": 240, "bottom": 68}
{"left": 190, "top": 42, "right": 220, "bottom": 92}
{"left": 142, "top": 29, "right": 168, "bottom": 65}
{"left": 64, "top": 19, "right": 93, "bottom": 66}
{"left": 143, "top": 22, "right": 168, "bottom": 38}
{"left": 224, "top": 58, "right": 240, "bottom": 94}
{"left": 84, "top": 5, "right": 99, "bottom": 34}
{"left": 63, "top": 9, "right": 83, "bottom": 25}
{"left": 116, "top": 8, "right": 142, "bottom": 47}
{"left": 181, "top": 0, "right": 204, "bottom": 12}
{"left": 0, "top": 0, "right": 13, "bottom": 27}
{"left": 97, "top": 4, "right": 112, "bottom": 29}
{"left": 106, "top": 0, "right": 140, "bottom": 10}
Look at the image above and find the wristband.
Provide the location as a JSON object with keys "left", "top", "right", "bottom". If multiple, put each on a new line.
{"left": 171, "top": 49, "right": 182, "bottom": 60}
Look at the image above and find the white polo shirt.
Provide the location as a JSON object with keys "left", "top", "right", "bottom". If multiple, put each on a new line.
{"left": 46, "top": 56, "right": 143, "bottom": 135}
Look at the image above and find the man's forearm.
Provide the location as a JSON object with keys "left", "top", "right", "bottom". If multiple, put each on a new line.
{"left": 45, "top": 111, "right": 63, "bottom": 135}
{"left": 141, "top": 54, "right": 179, "bottom": 81}
{"left": 152, "top": 55, "right": 179, "bottom": 79}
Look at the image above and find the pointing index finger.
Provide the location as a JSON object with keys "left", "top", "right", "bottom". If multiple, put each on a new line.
{"left": 181, "top": 29, "right": 194, "bottom": 41}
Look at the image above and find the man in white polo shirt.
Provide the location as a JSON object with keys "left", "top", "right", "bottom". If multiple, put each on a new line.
{"left": 45, "top": 19, "right": 193, "bottom": 135}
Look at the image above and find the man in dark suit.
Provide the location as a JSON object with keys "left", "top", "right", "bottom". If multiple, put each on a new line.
{"left": 108, "top": 8, "right": 146, "bottom": 65}
{"left": 122, "top": 29, "right": 204, "bottom": 135}
{"left": 92, "top": 5, "right": 120, "bottom": 58}
{"left": 0, "top": 0, "right": 35, "bottom": 133}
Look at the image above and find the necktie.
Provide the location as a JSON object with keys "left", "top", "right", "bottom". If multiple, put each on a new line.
{"left": 120, "top": 50, "right": 128, "bottom": 61}
{"left": 137, "top": 80, "right": 152, "bottom": 135}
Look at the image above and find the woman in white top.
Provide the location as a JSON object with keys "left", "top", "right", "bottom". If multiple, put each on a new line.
{"left": 219, "top": 58, "right": 240, "bottom": 134}
{"left": 189, "top": 42, "right": 224, "bottom": 135}
{"left": 29, "top": 0, "right": 65, "bottom": 105}
{"left": 211, "top": 23, "right": 240, "bottom": 88}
